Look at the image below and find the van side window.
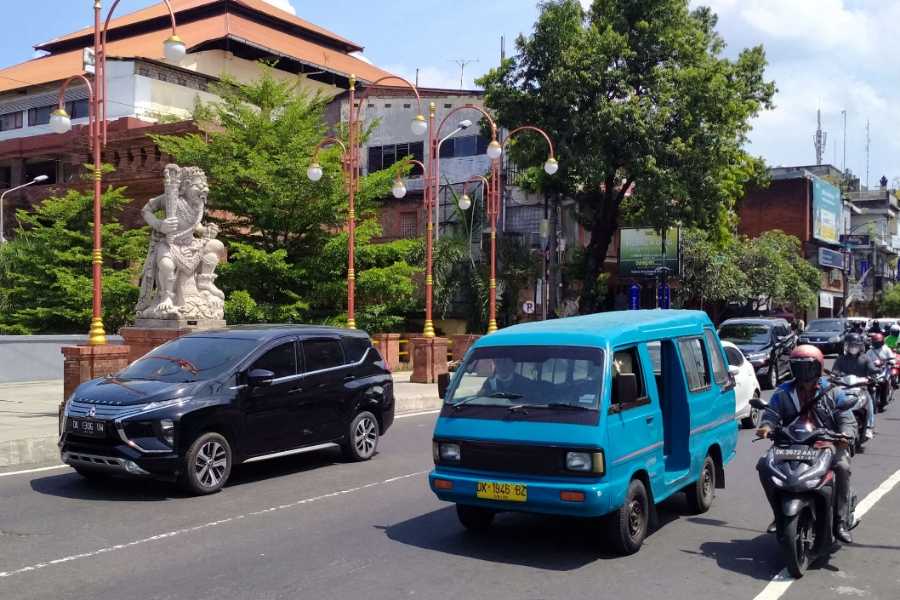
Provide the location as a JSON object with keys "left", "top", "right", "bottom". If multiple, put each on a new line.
{"left": 303, "top": 339, "right": 345, "bottom": 372}
{"left": 703, "top": 330, "right": 728, "bottom": 386}
{"left": 679, "top": 338, "right": 711, "bottom": 392}
{"left": 611, "top": 347, "right": 647, "bottom": 410}
{"left": 252, "top": 341, "right": 297, "bottom": 379}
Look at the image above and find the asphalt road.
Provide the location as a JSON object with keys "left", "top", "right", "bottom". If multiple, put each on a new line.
{"left": 1, "top": 386, "right": 899, "bottom": 600}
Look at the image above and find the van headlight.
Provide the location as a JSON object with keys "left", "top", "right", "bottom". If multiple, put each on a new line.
{"left": 438, "top": 442, "right": 461, "bottom": 462}
{"left": 566, "top": 451, "right": 605, "bottom": 474}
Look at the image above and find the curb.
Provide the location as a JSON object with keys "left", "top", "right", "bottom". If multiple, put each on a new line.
{"left": 395, "top": 395, "right": 441, "bottom": 415}
{"left": 0, "top": 436, "right": 61, "bottom": 472}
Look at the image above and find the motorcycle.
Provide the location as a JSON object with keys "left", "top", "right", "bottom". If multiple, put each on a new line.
{"left": 751, "top": 398, "right": 858, "bottom": 579}
{"left": 869, "top": 359, "right": 893, "bottom": 412}
{"left": 890, "top": 358, "right": 900, "bottom": 390}
{"left": 830, "top": 374, "right": 872, "bottom": 453}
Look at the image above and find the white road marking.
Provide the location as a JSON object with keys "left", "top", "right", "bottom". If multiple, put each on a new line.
{"left": 0, "top": 470, "right": 427, "bottom": 580}
{"left": 0, "top": 464, "right": 66, "bottom": 478}
{"left": 395, "top": 409, "right": 440, "bottom": 419}
{"left": 752, "top": 467, "right": 900, "bottom": 600}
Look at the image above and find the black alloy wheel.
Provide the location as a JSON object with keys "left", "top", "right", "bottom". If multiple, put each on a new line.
{"left": 180, "top": 432, "right": 232, "bottom": 495}
{"left": 685, "top": 455, "right": 716, "bottom": 514}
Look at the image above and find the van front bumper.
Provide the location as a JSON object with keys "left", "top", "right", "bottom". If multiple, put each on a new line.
{"left": 429, "top": 468, "right": 612, "bottom": 518}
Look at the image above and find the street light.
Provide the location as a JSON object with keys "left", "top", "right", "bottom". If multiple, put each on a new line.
{"left": 308, "top": 74, "right": 426, "bottom": 329}
{"left": 0, "top": 175, "right": 49, "bottom": 243}
{"left": 51, "top": 0, "right": 182, "bottom": 346}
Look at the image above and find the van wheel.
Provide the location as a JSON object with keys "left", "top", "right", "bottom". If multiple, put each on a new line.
{"left": 607, "top": 479, "right": 649, "bottom": 555}
{"left": 685, "top": 455, "right": 716, "bottom": 514}
{"left": 456, "top": 504, "right": 495, "bottom": 532}
{"left": 180, "top": 432, "right": 232, "bottom": 495}
{"left": 342, "top": 411, "right": 379, "bottom": 461}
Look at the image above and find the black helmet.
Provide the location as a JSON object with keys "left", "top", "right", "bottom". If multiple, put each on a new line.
{"left": 845, "top": 332, "right": 865, "bottom": 356}
{"left": 891, "top": 324, "right": 900, "bottom": 336}
{"left": 790, "top": 345, "right": 825, "bottom": 384}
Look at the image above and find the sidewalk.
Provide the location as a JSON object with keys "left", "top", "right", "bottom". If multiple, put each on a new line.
{"left": 0, "top": 371, "right": 439, "bottom": 472}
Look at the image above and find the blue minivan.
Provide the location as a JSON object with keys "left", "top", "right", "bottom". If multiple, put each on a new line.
{"left": 429, "top": 310, "right": 738, "bottom": 554}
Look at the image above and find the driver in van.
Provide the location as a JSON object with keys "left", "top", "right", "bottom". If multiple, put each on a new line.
{"left": 756, "top": 345, "right": 856, "bottom": 544}
{"left": 479, "top": 358, "right": 531, "bottom": 396}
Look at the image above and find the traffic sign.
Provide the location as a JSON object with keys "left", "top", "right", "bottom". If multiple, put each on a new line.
{"left": 522, "top": 301, "right": 535, "bottom": 315}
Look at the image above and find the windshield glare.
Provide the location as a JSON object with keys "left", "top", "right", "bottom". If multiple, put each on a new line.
{"left": 118, "top": 337, "right": 258, "bottom": 383}
{"left": 807, "top": 320, "right": 842, "bottom": 332}
{"left": 445, "top": 346, "right": 604, "bottom": 409}
{"left": 718, "top": 324, "right": 770, "bottom": 345}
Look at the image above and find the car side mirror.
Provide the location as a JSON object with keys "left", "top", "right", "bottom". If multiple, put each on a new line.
{"left": 247, "top": 368, "right": 275, "bottom": 387}
{"left": 613, "top": 373, "right": 639, "bottom": 406}
{"left": 437, "top": 372, "right": 450, "bottom": 399}
{"left": 749, "top": 397, "right": 767, "bottom": 410}
{"left": 728, "top": 365, "right": 740, "bottom": 377}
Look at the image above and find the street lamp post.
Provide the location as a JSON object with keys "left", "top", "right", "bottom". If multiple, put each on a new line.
{"left": 1, "top": 175, "right": 49, "bottom": 243}
{"left": 308, "top": 75, "right": 426, "bottom": 329}
{"left": 50, "top": 0, "right": 184, "bottom": 345}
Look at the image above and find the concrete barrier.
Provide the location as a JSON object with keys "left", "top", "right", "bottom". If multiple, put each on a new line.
{"left": 0, "top": 335, "right": 124, "bottom": 384}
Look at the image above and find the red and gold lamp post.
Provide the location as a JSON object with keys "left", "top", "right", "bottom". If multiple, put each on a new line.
{"left": 308, "top": 75, "right": 426, "bottom": 329}
{"left": 50, "top": 1, "right": 185, "bottom": 345}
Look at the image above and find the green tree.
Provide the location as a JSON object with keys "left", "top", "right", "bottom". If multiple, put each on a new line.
{"left": 679, "top": 228, "right": 749, "bottom": 311}
{"left": 0, "top": 186, "right": 147, "bottom": 334}
{"left": 878, "top": 284, "right": 900, "bottom": 316}
{"left": 153, "top": 68, "right": 418, "bottom": 327}
{"left": 738, "top": 231, "right": 821, "bottom": 313}
{"left": 478, "top": 0, "right": 775, "bottom": 312}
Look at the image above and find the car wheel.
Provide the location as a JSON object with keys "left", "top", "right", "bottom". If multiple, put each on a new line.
{"left": 607, "top": 478, "right": 650, "bottom": 555}
{"left": 766, "top": 363, "right": 778, "bottom": 390}
{"left": 685, "top": 455, "right": 716, "bottom": 514}
{"left": 342, "top": 411, "right": 380, "bottom": 462}
{"left": 456, "top": 504, "right": 495, "bottom": 532}
{"left": 180, "top": 432, "right": 232, "bottom": 495}
{"left": 742, "top": 391, "right": 762, "bottom": 429}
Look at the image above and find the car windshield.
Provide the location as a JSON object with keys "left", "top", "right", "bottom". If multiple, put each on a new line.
{"left": 718, "top": 324, "right": 770, "bottom": 345}
{"left": 807, "top": 319, "right": 842, "bottom": 332}
{"left": 445, "top": 345, "right": 604, "bottom": 410}
{"left": 117, "top": 336, "right": 258, "bottom": 383}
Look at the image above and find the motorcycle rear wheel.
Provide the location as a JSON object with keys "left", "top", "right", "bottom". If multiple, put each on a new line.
{"left": 781, "top": 509, "right": 815, "bottom": 579}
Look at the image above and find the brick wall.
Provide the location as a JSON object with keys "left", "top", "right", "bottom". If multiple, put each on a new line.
{"left": 739, "top": 178, "right": 811, "bottom": 241}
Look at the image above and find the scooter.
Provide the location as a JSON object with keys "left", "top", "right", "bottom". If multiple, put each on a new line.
{"left": 751, "top": 398, "right": 858, "bottom": 579}
{"left": 890, "top": 358, "right": 900, "bottom": 390}
{"left": 831, "top": 374, "right": 872, "bottom": 453}
{"left": 870, "top": 359, "right": 893, "bottom": 412}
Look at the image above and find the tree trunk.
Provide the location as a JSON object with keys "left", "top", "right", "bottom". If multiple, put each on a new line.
{"left": 580, "top": 182, "right": 622, "bottom": 315}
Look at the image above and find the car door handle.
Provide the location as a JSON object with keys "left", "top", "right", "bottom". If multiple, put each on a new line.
{"left": 645, "top": 415, "right": 655, "bottom": 424}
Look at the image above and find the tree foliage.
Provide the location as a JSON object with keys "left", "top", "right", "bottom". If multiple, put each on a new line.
{"left": 477, "top": 0, "right": 775, "bottom": 312}
{"left": 0, "top": 186, "right": 147, "bottom": 334}
{"left": 153, "top": 68, "right": 420, "bottom": 328}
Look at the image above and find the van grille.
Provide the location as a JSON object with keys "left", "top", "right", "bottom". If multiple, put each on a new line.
{"left": 440, "top": 440, "right": 596, "bottom": 478}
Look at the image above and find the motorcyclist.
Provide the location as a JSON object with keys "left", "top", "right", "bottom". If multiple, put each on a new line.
{"left": 866, "top": 332, "right": 895, "bottom": 413}
{"left": 886, "top": 324, "right": 900, "bottom": 351}
{"left": 833, "top": 332, "right": 877, "bottom": 440}
{"left": 869, "top": 320, "right": 883, "bottom": 335}
{"left": 756, "top": 345, "right": 857, "bottom": 543}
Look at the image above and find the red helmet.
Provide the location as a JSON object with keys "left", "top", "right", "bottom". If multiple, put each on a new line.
{"left": 789, "top": 345, "right": 824, "bottom": 383}
{"left": 871, "top": 333, "right": 884, "bottom": 344}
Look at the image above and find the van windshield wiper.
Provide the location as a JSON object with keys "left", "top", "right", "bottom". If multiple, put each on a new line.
{"left": 540, "top": 402, "right": 593, "bottom": 411}
{"left": 451, "top": 392, "right": 524, "bottom": 411}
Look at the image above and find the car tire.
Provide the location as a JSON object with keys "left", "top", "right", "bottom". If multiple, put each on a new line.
{"left": 685, "top": 455, "right": 716, "bottom": 514}
{"left": 456, "top": 504, "right": 495, "bottom": 532}
{"left": 607, "top": 478, "right": 650, "bottom": 555}
{"left": 73, "top": 467, "right": 111, "bottom": 482}
{"left": 742, "top": 391, "right": 762, "bottom": 429}
{"left": 180, "top": 432, "right": 232, "bottom": 495}
{"left": 342, "top": 411, "right": 380, "bottom": 462}
{"left": 765, "top": 363, "right": 778, "bottom": 390}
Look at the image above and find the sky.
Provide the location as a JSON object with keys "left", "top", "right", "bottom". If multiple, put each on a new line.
{"left": 2, "top": 0, "right": 897, "bottom": 185}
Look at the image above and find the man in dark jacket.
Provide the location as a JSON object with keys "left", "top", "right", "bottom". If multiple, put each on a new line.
{"left": 833, "top": 332, "right": 877, "bottom": 440}
{"left": 756, "top": 345, "right": 857, "bottom": 543}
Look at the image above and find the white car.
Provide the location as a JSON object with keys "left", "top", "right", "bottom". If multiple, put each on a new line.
{"left": 723, "top": 340, "right": 763, "bottom": 428}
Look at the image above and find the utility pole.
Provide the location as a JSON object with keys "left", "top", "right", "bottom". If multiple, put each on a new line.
{"left": 865, "top": 120, "right": 871, "bottom": 189}
{"left": 450, "top": 59, "right": 478, "bottom": 90}
{"left": 842, "top": 109, "right": 847, "bottom": 174}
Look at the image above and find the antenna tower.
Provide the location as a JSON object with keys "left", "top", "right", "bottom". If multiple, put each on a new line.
{"left": 450, "top": 58, "right": 479, "bottom": 90}
{"left": 814, "top": 109, "right": 827, "bottom": 165}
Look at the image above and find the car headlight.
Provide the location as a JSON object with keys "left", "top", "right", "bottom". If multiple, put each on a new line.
{"left": 438, "top": 442, "right": 461, "bottom": 462}
{"left": 159, "top": 419, "right": 175, "bottom": 447}
{"left": 141, "top": 397, "right": 191, "bottom": 413}
{"left": 829, "top": 336, "right": 841, "bottom": 342}
{"left": 566, "top": 451, "right": 605, "bottom": 474}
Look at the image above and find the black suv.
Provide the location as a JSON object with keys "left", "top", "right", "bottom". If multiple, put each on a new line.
{"left": 717, "top": 318, "right": 796, "bottom": 389}
{"left": 59, "top": 326, "right": 394, "bottom": 494}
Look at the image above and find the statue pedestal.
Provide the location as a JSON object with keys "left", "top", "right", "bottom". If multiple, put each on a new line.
{"left": 120, "top": 319, "right": 224, "bottom": 363}
{"left": 61, "top": 345, "right": 131, "bottom": 402}
{"left": 409, "top": 337, "right": 449, "bottom": 384}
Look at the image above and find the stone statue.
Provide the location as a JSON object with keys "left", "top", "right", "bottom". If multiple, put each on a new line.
{"left": 135, "top": 164, "right": 227, "bottom": 324}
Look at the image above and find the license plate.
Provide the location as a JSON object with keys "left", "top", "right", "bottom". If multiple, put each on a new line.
{"left": 68, "top": 418, "right": 107, "bottom": 438}
{"left": 773, "top": 448, "right": 817, "bottom": 463}
{"left": 476, "top": 481, "right": 527, "bottom": 502}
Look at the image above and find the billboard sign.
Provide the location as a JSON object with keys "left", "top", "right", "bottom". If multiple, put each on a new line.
{"left": 812, "top": 177, "right": 841, "bottom": 244}
{"left": 818, "top": 247, "right": 845, "bottom": 270}
{"left": 618, "top": 228, "right": 680, "bottom": 277}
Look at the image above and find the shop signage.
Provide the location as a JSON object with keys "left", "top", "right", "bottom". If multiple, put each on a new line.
{"left": 819, "top": 292, "right": 834, "bottom": 310}
{"left": 629, "top": 283, "right": 641, "bottom": 310}
{"left": 818, "top": 247, "right": 845, "bottom": 270}
{"left": 840, "top": 234, "right": 870, "bottom": 246}
{"left": 812, "top": 177, "right": 841, "bottom": 244}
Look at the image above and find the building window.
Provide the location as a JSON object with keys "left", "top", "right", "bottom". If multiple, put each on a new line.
{"left": 444, "top": 103, "right": 452, "bottom": 109}
{"left": 384, "top": 103, "right": 392, "bottom": 108}
{"left": 27, "top": 99, "right": 89, "bottom": 127}
{"left": 439, "top": 134, "right": 488, "bottom": 159}
{"left": 399, "top": 213, "right": 417, "bottom": 238}
{"left": 367, "top": 141, "right": 424, "bottom": 172}
{"left": 0, "top": 111, "right": 23, "bottom": 132}
{"left": 403, "top": 103, "right": 411, "bottom": 109}
{"left": 0, "top": 165, "right": 11, "bottom": 188}
{"left": 24, "top": 160, "right": 56, "bottom": 185}
{"left": 28, "top": 105, "right": 53, "bottom": 127}
{"left": 67, "top": 99, "right": 89, "bottom": 119}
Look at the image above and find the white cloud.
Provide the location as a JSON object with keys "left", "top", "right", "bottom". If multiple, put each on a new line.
{"left": 382, "top": 64, "right": 479, "bottom": 91}
{"left": 261, "top": 0, "right": 296, "bottom": 15}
